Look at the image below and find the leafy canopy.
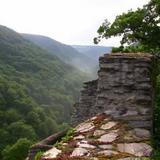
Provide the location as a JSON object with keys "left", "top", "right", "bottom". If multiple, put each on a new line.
{"left": 2, "top": 138, "right": 31, "bottom": 160}
{"left": 94, "top": 0, "right": 160, "bottom": 54}
{"left": 0, "top": 25, "right": 87, "bottom": 160}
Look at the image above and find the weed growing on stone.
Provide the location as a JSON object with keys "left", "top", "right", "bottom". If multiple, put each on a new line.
{"left": 61, "top": 128, "right": 75, "bottom": 142}
{"left": 54, "top": 128, "right": 75, "bottom": 149}
{"left": 34, "top": 151, "right": 44, "bottom": 160}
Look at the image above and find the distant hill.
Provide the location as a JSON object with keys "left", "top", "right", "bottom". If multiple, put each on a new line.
{"left": 0, "top": 25, "right": 87, "bottom": 159}
{"left": 22, "top": 34, "right": 96, "bottom": 75}
{"left": 72, "top": 45, "right": 112, "bottom": 61}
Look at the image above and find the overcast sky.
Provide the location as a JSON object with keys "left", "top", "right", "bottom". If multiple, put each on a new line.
{"left": 0, "top": 0, "right": 149, "bottom": 46}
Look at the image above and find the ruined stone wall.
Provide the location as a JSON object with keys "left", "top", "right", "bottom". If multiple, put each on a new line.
{"left": 72, "top": 53, "right": 154, "bottom": 131}
{"left": 71, "top": 80, "right": 97, "bottom": 125}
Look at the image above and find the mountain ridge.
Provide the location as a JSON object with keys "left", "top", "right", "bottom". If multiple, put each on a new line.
{"left": 72, "top": 45, "right": 112, "bottom": 61}
{"left": 0, "top": 25, "right": 87, "bottom": 160}
{"left": 22, "top": 34, "right": 96, "bottom": 75}
{"left": 22, "top": 34, "right": 112, "bottom": 78}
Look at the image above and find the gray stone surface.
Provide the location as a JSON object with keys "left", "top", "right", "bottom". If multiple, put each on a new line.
{"left": 77, "top": 141, "right": 96, "bottom": 149}
{"left": 98, "top": 150, "right": 118, "bottom": 156}
{"left": 100, "top": 121, "right": 117, "bottom": 130}
{"left": 42, "top": 147, "right": 61, "bottom": 159}
{"left": 118, "top": 158, "right": 150, "bottom": 160}
{"left": 117, "top": 143, "right": 153, "bottom": 157}
{"left": 98, "top": 144, "right": 114, "bottom": 150}
{"left": 71, "top": 53, "right": 154, "bottom": 132}
{"left": 98, "top": 132, "right": 118, "bottom": 143}
{"left": 93, "top": 130, "right": 106, "bottom": 136}
{"left": 71, "top": 147, "right": 88, "bottom": 157}
{"left": 74, "top": 135, "right": 85, "bottom": 140}
{"left": 133, "top": 128, "right": 151, "bottom": 138}
{"left": 75, "top": 122, "right": 95, "bottom": 133}
{"left": 71, "top": 80, "right": 98, "bottom": 125}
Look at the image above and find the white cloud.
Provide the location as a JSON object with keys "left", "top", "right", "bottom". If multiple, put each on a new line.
{"left": 0, "top": 0, "right": 149, "bottom": 46}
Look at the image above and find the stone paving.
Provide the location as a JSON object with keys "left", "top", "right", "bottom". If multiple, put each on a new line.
{"left": 40, "top": 113, "right": 153, "bottom": 160}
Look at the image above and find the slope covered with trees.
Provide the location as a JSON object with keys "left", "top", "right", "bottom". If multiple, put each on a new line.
{"left": 0, "top": 25, "right": 87, "bottom": 160}
{"left": 22, "top": 34, "right": 96, "bottom": 75}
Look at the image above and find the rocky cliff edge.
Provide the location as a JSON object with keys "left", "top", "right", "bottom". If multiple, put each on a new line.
{"left": 40, "top": 112, "right": 152, "bottom": 160}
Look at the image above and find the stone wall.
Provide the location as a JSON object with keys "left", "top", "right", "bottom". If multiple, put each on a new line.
{"left": 72, "top": 53, "right": 155, "bottom": 131}
{"left": 71, "top": 80, "right": 97, "bottom": 126}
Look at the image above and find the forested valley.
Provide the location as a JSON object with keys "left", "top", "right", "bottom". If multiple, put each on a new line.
{"left": 0, "top": 25, "right": 89, "bottom": 160}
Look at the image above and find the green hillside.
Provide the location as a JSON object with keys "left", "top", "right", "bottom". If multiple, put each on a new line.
{"left": 0, "top": 25, "right": 87, "bottom": 159}
{"left": 22, "top": 34, "right": 96, "bottom": 75}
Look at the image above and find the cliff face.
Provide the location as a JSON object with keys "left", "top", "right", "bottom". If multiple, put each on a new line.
{"left": 27, "top": 53, "right": 155, "bottom": 160}
{"left": 72, "top": 53, "right": 154, "bottom": 131}
{"left": 71, "top": 80, "right": 98, "bottom": 125}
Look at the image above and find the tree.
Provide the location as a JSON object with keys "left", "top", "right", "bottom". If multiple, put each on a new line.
{"left": 7, "top": 121, "right": 37, "bottom": 143}
{"left": 2, "top": 138, "right": 31, "bottom": 160}
{"left": 0, "top": 129, "right": 10, "bottom": 153}
{"left": 94, "top": 0, "right": 160, "bottom": 54}
{"left": 5, "top": 109, "right": 22, "bottom": 124}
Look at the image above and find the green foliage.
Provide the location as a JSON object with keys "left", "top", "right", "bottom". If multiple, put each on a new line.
{"left": 151, "top": 148, "right": 160, "bottom": 159}
{"left": 112, "top": 46, "right": 124, "bottom": 53}
{"left": 112, "top": 45, "right": 147, "bottom": 53}
{"left": 61, "top": 128, "right": 75, "bottom": 143}
{"left": 7, "top": 121, "right": 37, "bottom": 143}
{"left": 94, "top": 0, "right": 160, "bottom": 54}
{"left": 0, "top": 25, "right": 86, "bottom": 159}
{"left": 2, "top": 138, "right": 32, "bottom": 160}
{"left": 34, "top": 151, "right": 44, "bottom": 160}
{"left": 54, "top": 128, "right": 75, "bottom": 148}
